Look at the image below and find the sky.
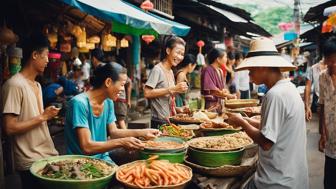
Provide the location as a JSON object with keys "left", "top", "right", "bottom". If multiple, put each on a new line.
{"left": 216, "top": 0, "right": 330, "bottom": 14}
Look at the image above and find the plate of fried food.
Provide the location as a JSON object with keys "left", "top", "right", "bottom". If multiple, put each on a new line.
{"left": 199, "top": 121, "right": 242, "bottom": 136}
{"left": 159, "top": 124, "right": 195, "bottom": 140}
{"left": 225, "top": 99, "right": 259, "bottom": 109}
{"left": 227, "top": 106, "right": 261, "bottom": 117}
{"left": 188, "top": 132, "right": 254, "bottom": 152}
{"left": 143, "top": 137, "right": 188, "bottom": 153}
{"left": 170, "top": 114, "right": 203, "bottom": 124}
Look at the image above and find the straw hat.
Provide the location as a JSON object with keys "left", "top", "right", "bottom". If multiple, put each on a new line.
{"left": 236, "top": 37, "right": 296, "bottom": 72}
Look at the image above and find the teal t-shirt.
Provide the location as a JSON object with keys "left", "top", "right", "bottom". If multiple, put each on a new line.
{"left": 65, "top": 93, "right": 116, "bottom": 163}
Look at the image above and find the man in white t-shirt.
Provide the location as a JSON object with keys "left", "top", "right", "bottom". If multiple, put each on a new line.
{"left": 234, "top": 52, "right": 250, "bottom": 99}
{"left": 228, "top": 37, "right": 308, "bottom": 189}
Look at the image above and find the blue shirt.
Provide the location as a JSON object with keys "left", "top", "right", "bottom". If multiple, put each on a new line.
{"left": 65, "top": 93, "right": 116, "bottom": 163}
{"left": 43, "top": 83, "right": 62, "bottom": 105}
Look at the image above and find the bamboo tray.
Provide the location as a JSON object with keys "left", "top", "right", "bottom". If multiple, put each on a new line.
{"left": 184, "top": 145, "right": 258, "bottom": 177}
{"left": 187, "top": 132, "right": 254, "bottom": 152}
{"left": 116, "top": 160, "right": 192, "bottom": 189}
{"left": 225, "top": 99, "right": 259, "bottom": 109}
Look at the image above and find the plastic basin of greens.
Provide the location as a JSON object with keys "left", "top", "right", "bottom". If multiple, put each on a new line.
{"left": 30, "top": 155, "right": 117, "bottom": 189}
{"left": 159, "top": 124, "right": 195, "bottom": 141}
{"left": 188, "top": 147, "right": 244, "bottom": 167}
{"left": 139, "top": 149, "right": 187, "bottom": 163}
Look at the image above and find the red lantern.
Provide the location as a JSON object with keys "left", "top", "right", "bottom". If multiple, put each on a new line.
{"left": 196, "top": 40, "right": 205, "bottom": 48}
{"left": 141, "top": 0, "right": 154, "bottom": 11}
{"left": 322, "top": 21, "right": 333, "bottom": 33}
{"left": 142, "top": 35, "right": 155, "bottom": 44}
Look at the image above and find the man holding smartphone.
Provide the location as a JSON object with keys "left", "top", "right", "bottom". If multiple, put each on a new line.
{"left": 2, "top": 33, "right": 59, "bottom": 189}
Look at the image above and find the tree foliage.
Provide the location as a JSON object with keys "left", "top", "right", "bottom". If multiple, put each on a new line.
{"left": 235, "top": 4, "right": 293, "bottom": 35}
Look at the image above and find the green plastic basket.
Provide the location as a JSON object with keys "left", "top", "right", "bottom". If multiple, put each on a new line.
{"left": 188, "top": 147, "right": 244, "bottom": 167}
{"left": 30, "top": 155, "right": 117, "bottom": 189}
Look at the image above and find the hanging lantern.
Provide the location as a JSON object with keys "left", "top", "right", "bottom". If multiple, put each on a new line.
{"left": 0, "top": 22, "right": 19, "bottom": 45}
{"left": 196, "top": 40, "right": 205, "bottom": 48}
{"left": 60, "top": 42, "right": 71, "bottom": 53}
{"left": 70, "top": 25, "right": 83, "bottom": 38}
{"left": 47, "top": 32, "right": 57, "bottom": 44}
{"left": 79, "top": 46, "right": 89, "bottom": 53}
{"left": 103, "top": 45, "right": 112, "bottom": 52}
{"left": 322, "top": 20, "right": 333, "bottom": 33}
{"left": 76, "top": 27, "right": 87, "bottom": 48}
{"left": 120, "top": 38, "right": 129, "bottom": 48}
{"left": 322, "top": 12, "right": 336, "bottom": 33}
{"left": 102, "top": 34, "right": 117, "bottom": 47}
{"left": 86, "top": 42, "right": 95, "bottom": 50}
{"left": 278, "top": 22, "right": 294, "bottom": 32}
{"left": 142, "top": 35, "right": 155, "bottom": 44}
{"left": 87, "top": 35, "right": 100, "bottom": 44}
{"left": 196, "top": 40, "right": 205, "bottom": 54}
{"left": 141, "top": 0, "right": 154, "bottom": 11}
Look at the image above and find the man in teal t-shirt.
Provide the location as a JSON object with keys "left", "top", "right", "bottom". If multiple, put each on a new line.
{"left": 65, "top": 63, "right": 159, "bottom": 164}
{"left": 65, "top": 93, "right": 115, "bottom": 163}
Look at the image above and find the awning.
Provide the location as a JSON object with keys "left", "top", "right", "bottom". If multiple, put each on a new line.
{"left": 198, "top": 2, "right": 270, "bottom": 37}
{"left": 206, "top": 5, "right": 248, "bottom": 23}
{"left": 59, "top": 0, "right": 190, "bottom": 36}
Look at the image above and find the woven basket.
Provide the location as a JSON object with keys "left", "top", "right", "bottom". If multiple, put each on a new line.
{"left": 184, "top": 145, "right": 258, "bottom": 177}
{"left": 225, "top": 99, "right": 259, "bottom": 109}
{"left": 116, "top": 160, "right": 192, "bottom": 189}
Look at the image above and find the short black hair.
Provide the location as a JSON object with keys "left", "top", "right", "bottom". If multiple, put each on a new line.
{"left": 176, "top": 54, "right": 196, "bottom": 70}
{"left": 91, "top": 62, "right": 127, "bottom": 89}
{"left": 115, "top": 56, "right": 126, "bottom": 68}
{"left": 227, "top": 51, "right": 235, "bottom": 60}
{"left": 235, "top": 51, "right": 244, "bottom": 60}
{"left": 22, "top": 32, "right": 49, "bottom": 67}
{"left": 73, "top": 65, "right": 82, "bottom": 71}
{"left": 322, "top": 37, "right": 336, "bottom": 58}
{"left": 91, "top": 48, "right": 104, "bottom": 62}
{"left": 207, "top": 48, "right": 226, "bottom": 65}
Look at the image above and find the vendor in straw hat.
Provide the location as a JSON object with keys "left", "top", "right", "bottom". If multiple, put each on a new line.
{"left": 228, "top": 37, "right": 308, "bottom": 189}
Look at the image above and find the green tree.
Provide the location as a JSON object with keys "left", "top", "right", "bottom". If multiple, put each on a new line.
{"left": 235, "top": 4, "right": 293, "bottom": 35}
{"left": 254, "top": 7, "right": 293, "bottom": 35}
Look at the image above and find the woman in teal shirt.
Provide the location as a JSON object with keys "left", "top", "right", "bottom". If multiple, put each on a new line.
{"left": 65, "top": 63, "right": 159, "bottom": 163}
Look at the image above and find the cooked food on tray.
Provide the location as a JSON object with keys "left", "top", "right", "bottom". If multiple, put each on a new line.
{"left": 229, "top": 106, "right": 261, "bottom": 114}
{"left": 117, "top": 160, "right": 192, "bottom": 188}
{"left": 38, "top": 158, "right": 114, "bottom": 180}
{"left": 144, "top": 140, "right": 186, "bottom": 150}
{"left": 192, "top": 111, "right": 210, "bottom": 121}
{"left": 170, "top": 113, "right": 202, "bottom": 123}
{"left": 188, "top": 132, "right": 253, "bottom": 151}
{"left": 225, "top": 99, "right": 259, "bottom": 108}
{"left": 200, "top": 121, "right": 241, "bottom": 130}
{"left": 159, "top": 124, "right": 194, "bottom": 138}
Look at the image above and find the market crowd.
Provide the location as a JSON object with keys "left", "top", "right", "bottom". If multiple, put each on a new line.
{"left": 2, "top": 31, "right": 336, "bottom": 189}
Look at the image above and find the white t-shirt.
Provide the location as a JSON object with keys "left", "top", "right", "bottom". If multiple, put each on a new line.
{"left": 81, "top": 61, "right": 91, "bottom": 80}
{"left": 306, "top": 62, "right": 323, "bottom": 96}
{"left": 234, "top": 70, "right": 250, "bottom": 91}
{"left": 254, "top": 79, "right": 309, "bottom": 189}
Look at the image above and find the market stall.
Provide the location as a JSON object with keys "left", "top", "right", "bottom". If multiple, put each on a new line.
{"left": 27, "top": 97, "right": 261, "bottom": 189}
